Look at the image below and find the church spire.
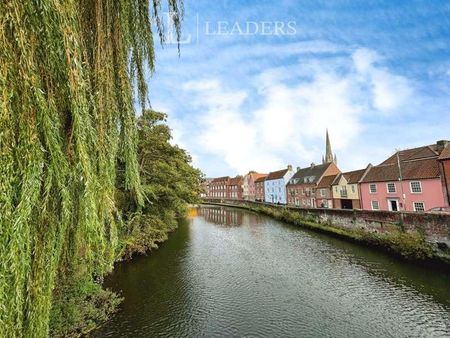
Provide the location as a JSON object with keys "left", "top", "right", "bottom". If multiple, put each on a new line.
{"left": 323, "top": 129, "right": 336, "bottom": 164}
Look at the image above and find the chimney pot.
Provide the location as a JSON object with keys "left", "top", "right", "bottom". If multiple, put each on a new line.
{"left": 437, "top": 140, "right": 449, "bottom": 152}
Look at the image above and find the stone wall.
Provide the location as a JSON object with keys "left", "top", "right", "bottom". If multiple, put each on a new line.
{"left": 202, "top": 199, "right": 450, "bottom": 249}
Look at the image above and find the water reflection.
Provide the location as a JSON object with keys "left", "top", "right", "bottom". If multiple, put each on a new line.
{"left": 199, "top": 205, "right": 243, "bottom": 226}
{"left": 94, "top": 206, "right": 450, "bottom": 338}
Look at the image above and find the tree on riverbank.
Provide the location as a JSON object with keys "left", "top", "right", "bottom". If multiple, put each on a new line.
{"left": 0, "top": 1, "right": 184, "bottom": 336}
{"left": 119, "top": 110, "right": 202, "bottom": 258}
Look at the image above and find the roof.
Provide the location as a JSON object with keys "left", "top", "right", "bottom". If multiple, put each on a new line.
{"left": 287, "top": 163, "right": 332, "bottom": 185}
{"left": 253, "top": 173, "right": 267, "bottom": 180}
{"left": 229, "top": 176, "right": 243, "bottom": 186}
{"left": 361, "top": 158, "right": 440, "bottom": 183}
{"left": 317, "top": 174, "right": 338, "bottom": 189}
{"left": 381, "top": 144, "right": 439, "bottom": 165}
{"left": 211, "top": 176, "right": 230, "bottom": 183}
{"left": 255, "top": 175, "right": 268, "bottom": 183}
{"left": 361, "top": 141, "right": 449, "bottom": 183}
{"left": 345, "top": 168, "right": 367, "bottom": 184}
{"left": 266, "top": 168, "right": 289, "bottom": 181}
{"left": 439, "top": 145, "right": 450, "bottom": 160}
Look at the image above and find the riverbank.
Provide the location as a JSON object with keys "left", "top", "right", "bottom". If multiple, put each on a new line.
{"left": 202, "top": 201, "right": 450, "bottom": 270}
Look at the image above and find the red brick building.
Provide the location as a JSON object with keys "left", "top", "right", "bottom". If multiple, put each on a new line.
{"left": 229, "top": 176, "right": 243, "bottom": 200}
{"left": 287, "top": 162, "right": 340, "bottom": 208}
{"left": 255, "top": 176, "right": 267, "bottom": 202}
{"left": 208, "top": 176, "right": 230, "bottom": 199}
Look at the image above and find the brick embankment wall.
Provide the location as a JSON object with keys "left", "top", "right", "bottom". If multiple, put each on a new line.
{"left": 201, "top": 199, "right": 450, "bottom": 250}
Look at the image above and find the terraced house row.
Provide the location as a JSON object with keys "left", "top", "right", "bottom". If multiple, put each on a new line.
{"left": 204, "top": 131, "right": 450, "bottom": 213}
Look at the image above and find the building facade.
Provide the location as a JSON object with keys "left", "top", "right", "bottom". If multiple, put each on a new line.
{"left": 332, "top": 166, "right": 371, "bottom": 209}
{"left": 208, "top": 176, "right": 230, "bottom": 199}
{"left": 255, "top": 176, "right": 267, "bottom": 202}
{"left": 242, "top": 171, "right": 267, "bottom": 201}
{"left": 315, "top": 174, "right": 339, "bottom": 208}
{"left": 287, "top": 162, "right": 340, "bottom": 207}
{"left": 229, "top": 176, "right": 243, "bottom": 200}
{"left": 264, "top": 165, "right": 295, "bottom": 204}
{"left": 360, "top": 142, "right": 447, "bottom": 212}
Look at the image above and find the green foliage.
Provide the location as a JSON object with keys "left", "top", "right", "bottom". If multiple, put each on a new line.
{"left": 49, "top": 277, "right": 121, "bottom": 338}
{"left": 0, "top": 1, "right": 183, "bottom": 337}
{"left": 119, "top": 110, "right": 203, "bottom": 258}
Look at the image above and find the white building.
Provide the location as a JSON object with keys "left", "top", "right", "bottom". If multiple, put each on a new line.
{"left": 264, "top": 165, "right": 295, "bottom": 204}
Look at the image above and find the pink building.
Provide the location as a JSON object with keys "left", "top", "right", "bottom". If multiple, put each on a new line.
{"left": 360, "top": 142, "right": 447, "bottom": 212}
{"left": 242, "top": 171, "right": 267, "bottom": 201}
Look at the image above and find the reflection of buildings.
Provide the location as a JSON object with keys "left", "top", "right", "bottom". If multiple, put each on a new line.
{"left": 199, "top": 207, "right": 243, "bottom": 226}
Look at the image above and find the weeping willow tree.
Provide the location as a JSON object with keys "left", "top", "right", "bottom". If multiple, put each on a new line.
{"left": 0, "top": 0, "right": 182, "bottom": 336}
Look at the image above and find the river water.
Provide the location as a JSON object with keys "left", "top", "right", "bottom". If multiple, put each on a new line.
{"left": 93, "top": 205, "right": 450, "bottom": 337}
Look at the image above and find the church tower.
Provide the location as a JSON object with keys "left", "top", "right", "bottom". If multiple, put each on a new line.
{"left": 322, "top": 129, "right": 336, "bottom": 164}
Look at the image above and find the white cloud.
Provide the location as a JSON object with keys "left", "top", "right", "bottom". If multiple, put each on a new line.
{"left": 157, "top": 47, "right": 416, "bottom": 176}
{"left": 352, "top": 48, "right": 412, "bottom": 111}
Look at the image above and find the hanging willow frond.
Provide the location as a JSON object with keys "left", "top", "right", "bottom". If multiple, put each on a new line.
{"left": 0, "top": 0, "right": 182, "bottom": 336}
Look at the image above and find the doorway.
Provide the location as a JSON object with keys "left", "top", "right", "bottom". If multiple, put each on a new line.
{"left": 388, "top": 199, "right": 399, "bottom": 212}
{"left": 341, "top": 199, "right": 353, "bottom": 209}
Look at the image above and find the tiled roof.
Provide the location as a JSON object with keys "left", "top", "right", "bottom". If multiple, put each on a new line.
{"left": 381, "top": 145, "right": 439, "bottom": 165}
{"left": 253, "top": 173, "right": 267, "bottom": 180}
{"left": 343, "top": 168, "right": 367, "bottom": 184}
{"left": 361, "top": 158, "right": 440, "bottom": 183}
{"left": 266, "top": 168, "right": 288, "bottom": 181}
{"left": 317, "top": 174, "right": 338, "bottom": 189}
{"left": 255, "top": 175, "right": 267, "bottom": 183}
{"left": 288, "top": 163, "right": 332, "bottom": 185}
{"left": 229, "top": 176, "right": 243, "bottom": 186}
{"left": 439, "top": 145, "right": 450, "bottom": 160}
{"left": 211, "top": 176, "right": 230, "bottom": 183}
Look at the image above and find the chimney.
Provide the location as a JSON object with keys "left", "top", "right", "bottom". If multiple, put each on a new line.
{"left": 437, "top": 140, "right": 449, "bottom": 152}
{"left": 310, "top": 162, "right": 315, "bottom": 168}
{"left": 297, "top": 166, "right": 301, "bottom": 172}
{"left": 287, "top": 164, "right": 293, "bottom": 171}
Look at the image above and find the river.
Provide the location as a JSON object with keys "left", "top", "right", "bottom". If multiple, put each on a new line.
{"left": 93, "top": 205, "right": 450, "bottom": 337}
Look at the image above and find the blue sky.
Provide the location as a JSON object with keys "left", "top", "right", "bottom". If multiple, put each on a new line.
{"left": 148, "top": 0, "right": 450, "bottom": 177}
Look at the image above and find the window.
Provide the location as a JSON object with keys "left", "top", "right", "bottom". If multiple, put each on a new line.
{"left": 413, "top": 202, "right": 425, "bottom": 212}
{"left": 351, "top": 185, "right": 355, "bottom": 193}
{"left": 410, "top": 181, "right": 422, "bottom": 193}
{"left": 371, "top": 200, "right": 380, "bottom": 210}
{"left": 369, "top": 183, "right": 377, "bottom": 194}
{"left": 320, "top": 189, "right": 326, "bottom": 197}
{"left": 387, "top": 182, "right": 396, "bottom": 193}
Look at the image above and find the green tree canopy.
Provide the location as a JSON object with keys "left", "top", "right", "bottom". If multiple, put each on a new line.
{"left": 0, "top": 1, "right": 182, "bottom": 336}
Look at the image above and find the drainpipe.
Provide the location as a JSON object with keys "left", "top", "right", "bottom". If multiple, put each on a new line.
{"left": 397, "top": 151, "right": 406, "bottom": 226}
{"left": 396, "top": 151, "right": 406, "bottom": 211}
